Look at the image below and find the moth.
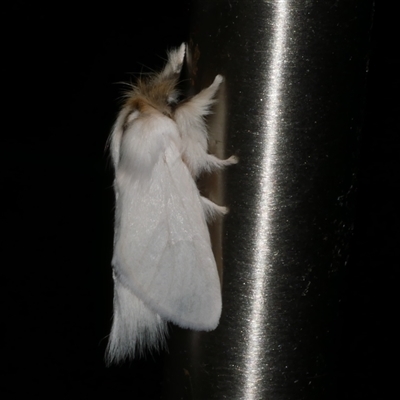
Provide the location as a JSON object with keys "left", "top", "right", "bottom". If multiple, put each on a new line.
{"left": 107, "top": 43, "right": 237, "bottom": 363}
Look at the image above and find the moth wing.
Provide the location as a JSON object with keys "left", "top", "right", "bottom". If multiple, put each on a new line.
{"left": 113, "top": 141, "right": 222, "bottom": 331}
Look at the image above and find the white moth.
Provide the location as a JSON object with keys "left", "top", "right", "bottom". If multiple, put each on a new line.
{"left": 107, "top": 43, "right": 237, "bottom": 363}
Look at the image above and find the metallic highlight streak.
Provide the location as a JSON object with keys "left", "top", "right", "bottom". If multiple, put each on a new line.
{"left": 244, "top": 1, "right": 289, "bottom": 398}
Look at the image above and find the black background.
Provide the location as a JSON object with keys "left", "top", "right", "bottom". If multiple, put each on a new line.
{"left": 3, "top": 1, "right": 397, "bottom": 398}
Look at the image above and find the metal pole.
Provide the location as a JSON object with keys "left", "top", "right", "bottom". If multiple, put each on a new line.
{"left": 163, "top": 1, "right": 374, "bottom": 398}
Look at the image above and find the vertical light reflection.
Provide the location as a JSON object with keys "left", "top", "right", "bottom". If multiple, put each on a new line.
{"left": 244, "top": 1, "right": 289, "bottom": 398}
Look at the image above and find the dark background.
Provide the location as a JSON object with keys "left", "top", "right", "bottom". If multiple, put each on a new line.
{"left": 3, "top": 1, "right": 397, "bottom": 398}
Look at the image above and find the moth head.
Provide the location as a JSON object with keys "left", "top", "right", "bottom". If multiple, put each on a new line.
{"left": 125, "top": 43, "right": 186, "bottom": 117}
{"left": 129, "top": 77, "right": 177, "bottom": 117}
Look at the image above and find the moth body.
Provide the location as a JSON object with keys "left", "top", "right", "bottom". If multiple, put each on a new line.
{"left": 107, "top": 43, "right": 237, "bottom": 364}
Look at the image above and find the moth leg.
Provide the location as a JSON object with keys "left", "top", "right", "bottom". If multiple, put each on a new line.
{"left": 200, "top": 196, "right": 228, "bottom": 221}
{"left": 202, "top": 154, "right": 238, "bottom": 172}
{"left": 175, "top": 74, "right": 238, "bottom": 178}
{"left": 198, "top": 74, "right": 224, "bottom": 102}
{"left": 185, "top": 75, "right": 224, "bottom": 116}
{"left": 167, "top": 42, "right": 186, "bottom": 74}
{"left": 159, "top": 42, "right": 186, "bottom": 80}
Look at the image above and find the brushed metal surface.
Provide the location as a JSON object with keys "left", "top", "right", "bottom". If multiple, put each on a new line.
{"left": 162, "top": 1, "right": 374, "bottom": 399}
